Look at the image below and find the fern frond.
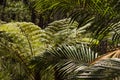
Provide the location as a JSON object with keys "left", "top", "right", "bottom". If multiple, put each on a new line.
{"left": 44, "top": 18, "right": 96, "bottom": 46}
{"left": 0, "top": 22, "right": 45, "bottom": 80}
{"left": 0, "top": 22, "right": 44, "bottom": 56}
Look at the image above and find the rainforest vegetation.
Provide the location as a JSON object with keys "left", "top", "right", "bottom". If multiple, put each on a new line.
{"left": 0, "top": 0, "right": 120, "bottom": 80}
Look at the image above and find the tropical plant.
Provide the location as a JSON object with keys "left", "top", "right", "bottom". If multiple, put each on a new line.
{"left": 44, "top": 18, "right": 96, "bottom": 46}
{"left": 0, "top": 22, "right": 43, "bottom": 80}
{"left": 0, "top": 19, "right": 90, "bottom": 80}
{"left": 31, "top": 44, "right": 120, "bottom": 80}
{"left": 0, "top": 20, "right": 118, "bottom": 80}
{"left": 34, "top": 0, "right": 120, "bottom": 45}
{"left": 0, "top": 0, "right": 50, "bottom": 28}
{"left": 0, "top": 0, "right": 120, "bottom": 80}
{"left": 0, "top": 0, "right": 31, "bottom": 22}
{"left": 33, "top": 0, "right": 120, "bottom": 80}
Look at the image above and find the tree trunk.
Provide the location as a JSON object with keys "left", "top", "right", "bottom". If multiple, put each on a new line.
{"left": 31, "top": 9, "right": 36, "bottom": 24}
{"left": 0, "top": 0, "right": 6, "bottom": 21}
{"left": 38, "top": 15, "right": 44, "bottom": 29}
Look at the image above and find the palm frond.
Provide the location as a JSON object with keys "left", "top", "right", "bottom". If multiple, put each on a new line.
{"left": 110, "top": 22, "right": 120, "bottom": 47}
{"left": 43, "top": 44, "right": 98, "bottom": 79}
{"left": 34, "top": 0, "right": 120, "bottom": 47}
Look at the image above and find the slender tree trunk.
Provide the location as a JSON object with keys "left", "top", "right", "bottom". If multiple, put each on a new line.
{"left": 38, "top": 15, "right": 44, "bottom": 29}
{"left": 31, "top": 9, "right": 36, "bottom": 23}
{"left": 0, "top": 0, "right": 6, "bottom": 21}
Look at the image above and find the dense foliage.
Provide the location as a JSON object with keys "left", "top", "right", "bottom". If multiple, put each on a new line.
{"left": 0, "top": 0, "right": 120, "bottom": 80}
{"left": 0, "top": 0, "right": 31, "bottom": 22}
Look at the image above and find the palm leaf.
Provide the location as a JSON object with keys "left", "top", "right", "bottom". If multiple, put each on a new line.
{"left": 43, "top": 44, "right": 98, "bottom": 79}
{"left": 34, "top": 0, "right": 120, "bottom": 47}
